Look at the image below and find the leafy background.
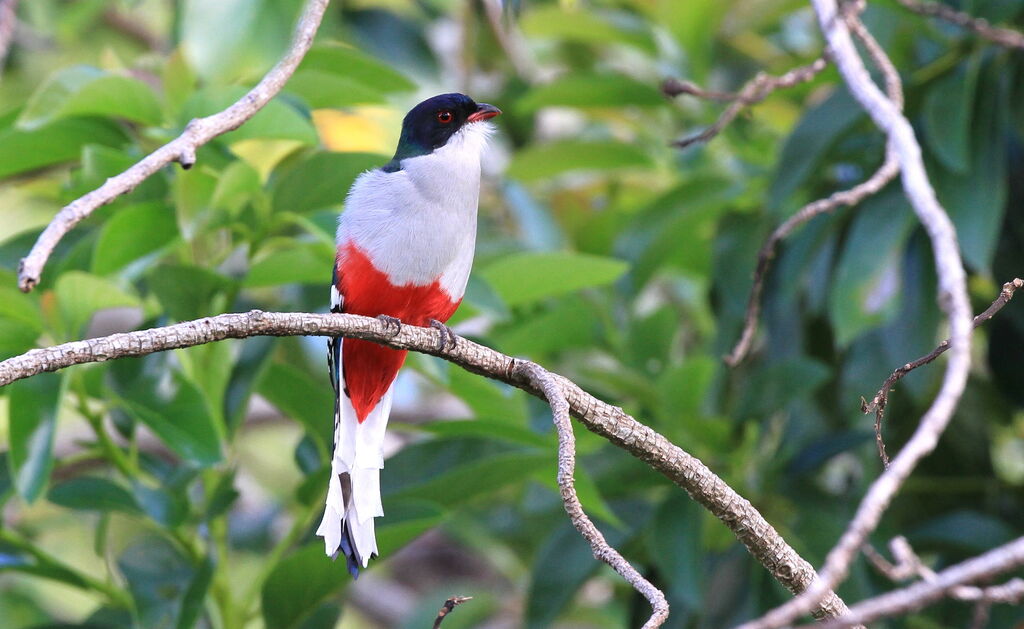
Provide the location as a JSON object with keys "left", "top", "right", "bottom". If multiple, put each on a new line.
{"left": 1, "top": 0, "right": 1023, "bottom": 627}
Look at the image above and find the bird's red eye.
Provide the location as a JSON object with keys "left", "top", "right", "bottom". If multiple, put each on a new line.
{"left": 436, "top": 110, "right": 453, "bottom": 124}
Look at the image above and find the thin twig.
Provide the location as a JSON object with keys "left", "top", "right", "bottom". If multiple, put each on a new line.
{"left": 0, "top": 0, "right": 18, "bottom": 78}
{"left": 816, "top": 537, "right": 1024, "bottom": 628}
{"left": 895, "top": 0, "right": 1024, "bottom": 49}
{"left": 432, "top": 596, "right": 472, "bottom": 629}
{"left": 724, "top": 151, "right": 899, "bottom": 366}
{"left": 0, "top": 309, "right": 852, "bottom": 621}
{"left": 863, "top": 278, "right": 1024, "bottom": 467}
{"left": 664, "top": 57, "right": 828, "bottom": 148}
{"left": 15, "top": 0, "right": 330, "bottom": 293}
{"left": 516, "top": 361, "right": 669, "bottom": 628}
{"left": 725, "top": 3, "right": 901, "bottom": 367}
{"left": 737, "top": 1, "right": 973, "bottom": 626}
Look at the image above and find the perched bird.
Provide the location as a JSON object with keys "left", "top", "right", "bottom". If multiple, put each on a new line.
{"left": 316, "top": 93, "right": 501, "bottom": 576}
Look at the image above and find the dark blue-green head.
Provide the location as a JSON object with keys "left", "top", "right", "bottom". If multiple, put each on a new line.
{"left": 383, "top": 93, "right": 501, "bottom": 172}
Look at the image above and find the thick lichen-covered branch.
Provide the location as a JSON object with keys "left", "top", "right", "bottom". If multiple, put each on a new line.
{"left": 0, "top": 309, "right": 851, "bottom": 620}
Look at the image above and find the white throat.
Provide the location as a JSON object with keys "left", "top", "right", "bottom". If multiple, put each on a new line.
{"left": 337, "top": 121, "right": 494, "bottom": 298}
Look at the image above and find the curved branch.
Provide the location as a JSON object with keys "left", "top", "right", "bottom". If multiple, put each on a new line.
{"left": 726, "top": 1, "right": 902, "bottom": 367}
{"left": 800, "top": 536, "right": 1024, "bottom": 629}
{"left": 516, "top": 361, "right": 669, "bottom": 627}
{"left": 895, "top": 0, "right": 1024, "bottom": 49}
{"left": 738, "top": 2, "right": 974, "bottom": 627}
{"left": 864, "top": 278, "right": 1024, "bottom": 467}
{"left": 0, "top": 310, "right": 851, "bottom": 620}
{"left": 432, "top": 596, "right": 472, "bottom": 628}
{"left": 665, "top": 58, "right": 828, "bottom": 149}
{"left": 15, "top": 0, "right": 330, "bottom": 293}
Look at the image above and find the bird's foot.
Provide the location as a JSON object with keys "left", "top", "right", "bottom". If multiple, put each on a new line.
{"left": 376, "top": 315, "right": 402, "bottom": 337}
{"left": 429, "top": 319, "right": 458, "bottom": 352}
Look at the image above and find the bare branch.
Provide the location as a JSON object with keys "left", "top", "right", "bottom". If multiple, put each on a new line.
{"left": 864, "top": 278, "right": 1024, "bottom": 467}
{"left": 724, "top": 151, "right": 899, "bottom": 366}
{"left": 0, "top": 309, "right": 852, "bottom": 620}
{"left": 0, "top": 0, "right": 17, "bottom": 78}
{"left": 14, "top": 0, "right": 330, "bottom": 293}
{"left": 805, "top": 537, "right": 1024, "bottom": 628}
{"left": 726, "top": 3, "right": 902, "bottom": 367}
{"left": 516, "top": 361, "right": 669, "bottom": 627}
{"left": 895, "top": 0, "right": 1024, "bottom": 49}
{"left": 432, "top": 596, "right": 472, "bottom": 629}
{"left": 664, "top": 57, "right": 828, "bottom": 149}
{"left": 737, "top": 1, "right": 974, "bottom": 626}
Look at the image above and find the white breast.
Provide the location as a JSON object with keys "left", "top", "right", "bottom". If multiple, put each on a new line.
{"left": 337, "top": 122, "right": 493, "bottom": 299}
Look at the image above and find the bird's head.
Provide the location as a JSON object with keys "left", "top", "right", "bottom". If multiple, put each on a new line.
{"left": 385, "top": 93, "right": 501, "bottom": 170}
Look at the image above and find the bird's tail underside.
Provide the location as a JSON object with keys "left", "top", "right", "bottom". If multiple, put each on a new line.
{"left": 317, "top": 337, "right": 393, "bottom": 577}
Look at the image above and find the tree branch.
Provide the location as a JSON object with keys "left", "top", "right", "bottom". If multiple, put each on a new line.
{"left": 0, "top": 310, "right": 851, "bottom": 620}
{"left": 738, "top": 1, "right": 974, "bottom": 626}
{"left": 726, "top": 0, "right": 902, "bottom": 367}
{"left": 864, "top": 278, "right": 1024, "bottom": 467}
{"left": 432, "top": 596, "right": 471, "bottom": 628}
{"left": 663, "top": 57, "right": 828, "bottom": 149}
{"left": 14, "top": 0, "right": 330, "bottom": 293}
{"left": 800, "top": 536, "right": 1024, "bottom": 628}
{"left": 516, "top": 361, "right": 669, "bottom": 627}
{"left": 895, "top": 0, "right": 1024, "bottom": 49}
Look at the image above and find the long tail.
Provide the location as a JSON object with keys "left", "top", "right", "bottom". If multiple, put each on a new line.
{"left": 317, "top": 295, "right": 393, "bottom": 576}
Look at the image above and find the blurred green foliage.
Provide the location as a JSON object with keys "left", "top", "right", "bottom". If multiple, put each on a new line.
{"left": 0, "top": 0, "right": 1023, "bottom": 627}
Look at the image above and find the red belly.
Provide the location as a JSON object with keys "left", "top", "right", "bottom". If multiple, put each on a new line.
{"left": 336, "top": 242, "right": 461, "bottom": 422}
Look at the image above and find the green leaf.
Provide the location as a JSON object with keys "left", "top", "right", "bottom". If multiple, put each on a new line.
{"left": 647, "top": 492, "right": 703, "bottom": 610}
{"left": 7, "top": 373, "right": 64, "bottom": 502}
{"left": 18, "top": 65, "right": 162, "bottom": 129}
{"left": 133, "top": 482, "right": 189, "bottom": 528}
{"left": 390, "top": 448, "right": 548, "bottom": 506}
{"left": 935, "top": 62, "right": 1008, "bottom": 272}
{"left": 827, "top": 190, "right": 916, "bottom": 346}
{"left": 526, "top": 521, "right": 624, "bottom": 628}
{"left": 479, "top": 251, "right": 628, "bottom": 306}
{"left": 446, "top": 367, "right": 528, "bottom": 424}
{"left": 507, "top": 140, "right": 653, "bottom": 182}
{"left": 255, "top": 363, "right": 333, "bottom": 449}
{"left": 92, "top": 203, "right": 179, "bottom": 275}
{"left": 520, "top": 7, "right": 656, "bottom": 53}
{"left": 285, "top": 70, "right": 392, "bottom": 109}
{"left": 769, "top": 88, "right": 864, "bottom": 212}
{"left": 491, "top": 296, "right": 599, "bottom": 355}
{"left": 0, "top": 112, "right": 128, "bottom": 178}
{"left": 261, "top": 544, "right": 348, "bottom": 629}
{"left": 176, "top": 554, "right": 215, "bottom": 629}
{"left": 244, "top": 243, "right": 333, "bottom": 287}
{"left": 374, "top": 500, "right": 445, "bottom": 556}
{"left": 118, "top": 372, "right": 224, "bottom": 466}
{"left": 516, "top": 74, "right": 664, "bottom": 112}
{"left": 298, "top": 44, "right": 416, "bottom": 94}
{"left": 922, "top": 59, "right": 980, "bottom": 174}
{"left": 271, "top": 151, "right": 383, "bottom": 214}
{"left": 182, "top": 87, "right": 317, "bottom": 145}
{"left": 412, "top": 418, "right": 552, "bottom": 449}
{"left": 55, "top": 271, "right": 140, "bottom": 337}
{"left": 148, "top": 265, "right": 230, "bottom": 321}
{"left": 0, "top": 286, "right": 43, "bottom": 358}
{"left": 118, "top": 536, "right": 196, "bottom": 629}
{"left": 48, "top": 477, "right": 141, "bottom": 514}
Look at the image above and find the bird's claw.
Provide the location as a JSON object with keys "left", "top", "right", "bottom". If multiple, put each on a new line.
{"left": 377, "top": 315, "right": 402, "bottom": 337}
{"left": 429, "top": 319, "right": 458, "bottom": 352}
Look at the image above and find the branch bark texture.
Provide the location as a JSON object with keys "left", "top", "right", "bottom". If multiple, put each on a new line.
{"left": 0, "top": 310, "right": 851, "bottom": 620}
{"left": 15, "top": 0, "right": 330, "bottom": 293}
{"left": 517, "top": 361, "right": 669, "bottom": 627}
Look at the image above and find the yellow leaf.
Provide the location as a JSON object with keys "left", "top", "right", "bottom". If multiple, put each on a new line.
{"left": 312, "top": 106, "right": 399, "bottom": 154}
